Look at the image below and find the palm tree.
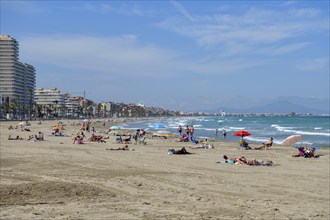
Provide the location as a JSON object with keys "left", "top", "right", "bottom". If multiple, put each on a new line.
{"left": 10, "top": 99, "right": 19, "bottom": 119}
{"left": 87, "top": 106, "right": 94, "bottom": 117}
{"left": 97, "top": 103, "right": 102, "bottom": 118}
{"left": 29, "top": 88, "right": 33, "bottom": 120}
{"left": 53, "top": 100, "right": 58, "bottom": 118}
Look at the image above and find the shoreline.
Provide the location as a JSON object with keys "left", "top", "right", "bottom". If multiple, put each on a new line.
{"left": 1, "top": 119, "right": 329, "bottom": 219}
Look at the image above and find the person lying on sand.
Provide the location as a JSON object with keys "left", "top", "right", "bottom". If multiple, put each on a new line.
{"left": 223, "top": 155, "right": 248, "bottom": 164}
{"left": 223, "top": 155, "right": 236, "bottom": 164}
{"left": 8, "top": 135, "right": 24, "bottom": 140}
{"left": 168, "top": 147, "right": 191, "bottom": 155}
{"left": 88, "top": 134, "right": 106, "bottom": 143}
{"left": 223, "top": 155, "right": 277, "bottom": 166}
{"left": 106, "top": 145, "right": 134, "bottom": 151}
{"left": 247, "top": 159, "right": 277, "bottom": 166}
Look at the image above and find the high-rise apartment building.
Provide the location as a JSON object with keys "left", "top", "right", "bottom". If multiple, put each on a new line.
{"left": 0, "top": 35, "right": 36, "bottom": 106}
{"left": 35, "top": 88, "right": 65, "bottom": 106}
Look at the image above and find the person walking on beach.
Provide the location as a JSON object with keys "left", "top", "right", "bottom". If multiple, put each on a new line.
{"left": 189, "top": 126, "right": 195, "bottom": 137}
{"left": 185, "top": 126, "right": 190, "bottom": 136}
{"left": 215, "top": 128, "right": 218, "bottom": 136}
{"left": 222, "top": 129, "right": 227, "bottom": 139}
{"left": 178, "top": 125, "right": 183, "bottom": 136}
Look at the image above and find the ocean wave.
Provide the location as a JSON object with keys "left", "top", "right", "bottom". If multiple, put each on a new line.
{"left": 288, "top": 130, "right": 330, "bottom": 137}
{"left": 271, "top": 124, "right": 296, "bottom": 131}
{"left": 228, "top": 127, "right": 246, "bottom": 130}
{"left": 195, "top": 127, "right": 217, "bottom": 131}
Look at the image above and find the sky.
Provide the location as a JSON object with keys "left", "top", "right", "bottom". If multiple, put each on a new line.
{"left": 1, "top": 0, "right": 329, "bottom": 111}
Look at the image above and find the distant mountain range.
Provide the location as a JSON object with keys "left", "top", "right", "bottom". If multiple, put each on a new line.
{"left": 200, "top": 97, "right": 329, "bottom": 114}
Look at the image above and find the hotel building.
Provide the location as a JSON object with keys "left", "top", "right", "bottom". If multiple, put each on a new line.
{"left": 0, "top": 35, "right": 36, "bottom": 105}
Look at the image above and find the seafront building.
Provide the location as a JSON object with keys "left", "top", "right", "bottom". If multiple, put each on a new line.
{"left": 34, "top": 88, "right": 65, "bottom": 106}
{"left": 0, "top": 35, "right": 36, "bottom": 106}
{"left": 34, "top": 88, "right": 65, "bottom": 117}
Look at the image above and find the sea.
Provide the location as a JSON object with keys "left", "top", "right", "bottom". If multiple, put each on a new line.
{"left": 120, "top": 116, "right": 330, "bottom": 148}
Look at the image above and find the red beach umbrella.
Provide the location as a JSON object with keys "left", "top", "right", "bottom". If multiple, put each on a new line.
{"left": 233, "top": 130, "right": 251, "bottom": 137}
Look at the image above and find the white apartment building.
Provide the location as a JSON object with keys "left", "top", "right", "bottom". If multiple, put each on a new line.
{"left": 0, "top": 35, "right": 36, "bottom": 105}
{"left": 35, "top": 88, "right": 65, "bottom": 106}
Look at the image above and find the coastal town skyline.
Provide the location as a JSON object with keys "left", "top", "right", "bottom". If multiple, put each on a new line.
{"left": 1, "top": 1, "right": 329, "bottom": 112}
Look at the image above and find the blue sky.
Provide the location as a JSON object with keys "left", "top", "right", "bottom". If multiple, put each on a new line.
{"left": 1, "top": 1, "right": 329, "bottom": 111}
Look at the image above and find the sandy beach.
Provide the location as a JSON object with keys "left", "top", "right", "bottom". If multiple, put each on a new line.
{"left": 0, "top": 119, "right": 329, "bottom": 220}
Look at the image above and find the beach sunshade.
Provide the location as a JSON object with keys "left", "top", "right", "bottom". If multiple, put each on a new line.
{"left": 110, "top": 125, "right": 121, "bottom": 130}
{"left": 153, "top": 130, "right": 174, "bottom": 137}
{"left": 282, "top": 134, "right": 302, "bottom": 145}
{"left": 152, "top": 124, "right": 166, "bottom": 129}
{"left": 233, "top": 130, "right": 251, "bottom": 137}
{"left": 83, "top": 119, "right": 89, "bottom": 122}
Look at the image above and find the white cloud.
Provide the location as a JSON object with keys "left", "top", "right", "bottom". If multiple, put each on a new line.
{"left": 160, "top": 3, "right": 328, "bottom": 58}
{"left": 20, "top": 35, "right": 179, "bottom": 77}
{"left": 170, "top": 0, "right": 196, "bottom": 22}
{"left": 20, "top": 34, "right": 268, "bottom": 80}
{"left": 296, "top": 58, "right": 329, "bottom": 72}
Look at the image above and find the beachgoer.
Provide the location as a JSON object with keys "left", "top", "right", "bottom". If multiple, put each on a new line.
{"left": 73, "top": 135, "right": 83, "bottom": 144}
{"left": 239, "top": 138, "right": 251, "bottom": 150}
{"left": 133, "top": 129, "right": 140, "bottom": 145}
{"left": 235, "top": 156, "right": 248, "bottom": 164}
{"left": 292, "top": 146, "right": 317, "bottom": 158}
{"left": 255, "top": 137, "right": 273, "bottom": 150}
{"left": 247, "top": 159, "right": 276, "bottom": 166}
{"left": 215, "top": 128, "right": 218, "bottom": 136}
{"left": 185, "top": 126, "right": 190, "bottom": 136}
{"left": 189, "top": 126, "right": 195, "bottom": 137}
{"left": 222, "top": 130, "right": 227, "bottom": 139}
{"left": 107, "top": 145, "right": 134, "bottom": 151}
{"left": 223, "top": 155, "right": 236, "bottom": 164}
{"left": 178, "top": 125, "right": 183, "bottom": 135}
{"left": 168, "top": 147, "right": 191, "bottom": 155}
{"left": 35, "top": 132, "right": 44, "bottom": 141}
{"left": 8, "top": 135, "right": 23, "bottom": 140}
{"left": 176, "top": 134, "right": 189, "bottom": 142}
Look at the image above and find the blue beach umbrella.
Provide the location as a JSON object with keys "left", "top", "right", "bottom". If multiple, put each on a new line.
{"left": 153, "top": 129, "right": 174, "bottom": 137}
{"left": 110, "top": 125, "right": 121, "bottom": 130}
{"left": 152, "top": 124, "right": 166, "bottom": 129}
